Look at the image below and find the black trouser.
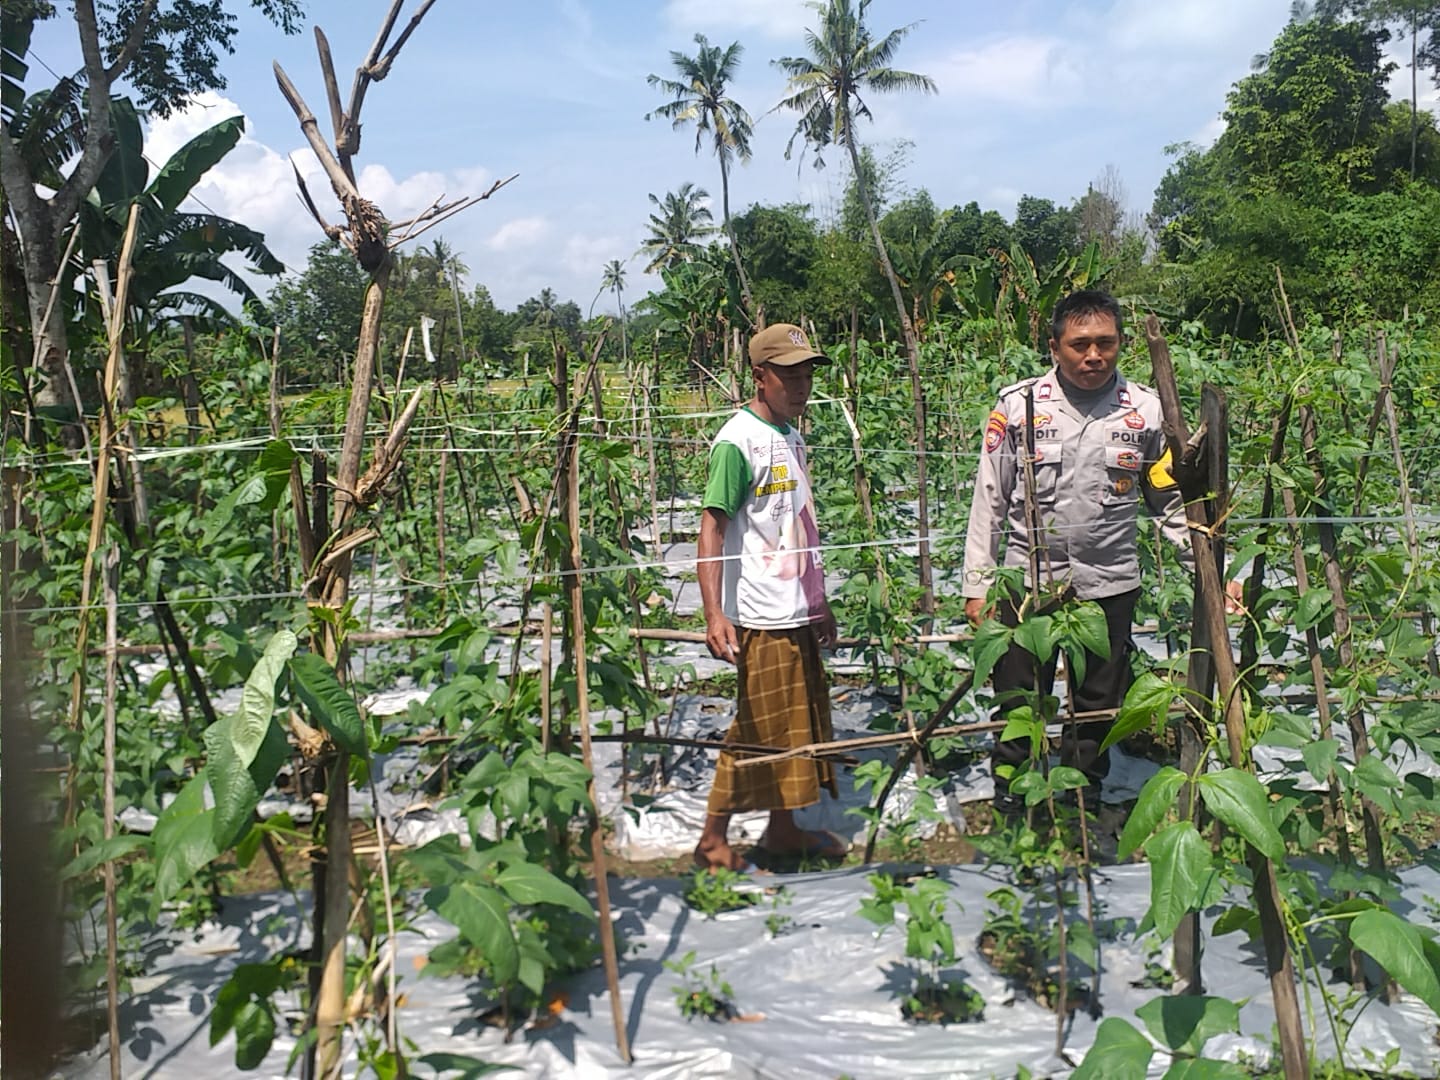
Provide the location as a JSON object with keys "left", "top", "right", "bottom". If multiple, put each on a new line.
{"left": 991, "top": 588, "right": 1138, "bottom": 796}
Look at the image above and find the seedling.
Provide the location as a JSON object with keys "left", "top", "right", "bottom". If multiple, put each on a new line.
{"left": 683, "top": 867, "right": 758, "bottom": 917}
{"left": 859, "top": 871, "right": 983, "bottom": 1024}
{"left": 665, "top": 950, "right": 737, "bottom": 1021}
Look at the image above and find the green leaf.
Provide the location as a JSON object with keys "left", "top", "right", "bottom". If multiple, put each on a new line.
{"left": 1299, "top": 738, "right": 1338, "bottom": 781}
{"left": 1136, "top": 994, "right": 1241, "bottom": 1057}
{"left": 1072, "top": 1017, "right": 1154, "bottom": 1080}
{"left": 1350, "top": 754, "right": 1402, "bottom": 813}
{"left": 230, "top": 630, "right": 297, "bottom": 768}
{"left": 1013, "top": 614, "right": 1056, "bottom": 662}
{"left": 999, "top": 705, "right": 1042, "bottom": 748}
{"left": 1146, "top": 822, "right": 1212, "bottom": 939}
{"left": 494, "top": 862, "right": 595, "bottom": 919}
{"left": 404, "top": 835, "right": 477, "bottom": 888}
{"left": 970, "top": 618, "right": 1014, "bottom": 688}
{"left": 288, "top": 652, "right": 367, "bottom": 756}
{"left": 1351, "top": 909, "right": 1440, "bottom": 1016}
{"left": 152, "top": 775, "right": 220, "bottom": 907}
{"left": 58, "top": 833, "right": 150, "bottom": 882}
{"left": 1160, "top": 1058, "right": 1251, "bottom": 1079}
{"left": 204, "top": 713, "right": 289, "bottom": 852}
{"left": 416, "top": 1052, "right": 516, "bottom": 1078}
{"left": 1104, "top": 673, "right": 1180, "bottom": 751}
{"left": 1048, "top": 766, "right": 1089, "bottom": 792}
{"left": 1197, "top": 768, "right": 1285, "bottom": 861}
{"left": 1212, "top": 906, "right": 1260, "bottom": 939}
{"left": 231, "top": 1001, "right": 276, "bottom": 1070}
{"left": 95, "top": 97, "right": 146, "bottom": 208}
{"left": 1119, "top": 766, "right": 1187, "bottom": 860}
{"left": 427, "top": 881, "right": 518, "bottom": 986}
{"left": 1294, "top": 587, "right": 1331, "bottom": 631}
{"left": 201, "top": 442, "right": 296, "bottom": 546}
{"left": 147, "top": 114, "right": 244, "bottom": 217}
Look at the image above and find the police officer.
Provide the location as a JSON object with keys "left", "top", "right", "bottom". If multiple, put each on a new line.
{"left": 961, "top": 289, "right": 1225, "bottom": 816}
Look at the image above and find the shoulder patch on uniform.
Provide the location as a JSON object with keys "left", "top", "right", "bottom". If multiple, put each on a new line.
{"left": 984, "top": 410, "right": 1007, "bottom": 453}
{"left": 996, "top": 375, "right": 1041, "bottom": 398}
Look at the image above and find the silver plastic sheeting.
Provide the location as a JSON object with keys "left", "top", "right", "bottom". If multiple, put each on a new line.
{"left": 62, "top": 859, "right": 1440, "bottom": 1079}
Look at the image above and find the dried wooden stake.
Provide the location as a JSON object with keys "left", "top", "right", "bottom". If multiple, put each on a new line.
{"left": 1146, "top": 314, "right": 1308, "bottom": 1080}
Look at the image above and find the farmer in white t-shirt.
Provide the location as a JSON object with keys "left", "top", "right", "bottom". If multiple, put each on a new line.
{"left": 692, "top": 323, "right": 848, "bottom": 873}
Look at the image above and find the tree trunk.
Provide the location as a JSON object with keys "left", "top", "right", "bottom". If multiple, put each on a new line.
{"left": 719, "top": 154, "right": 754, "bottom": 326}
{"left": 845, "top": 136, "right": 933, "bottom": 619}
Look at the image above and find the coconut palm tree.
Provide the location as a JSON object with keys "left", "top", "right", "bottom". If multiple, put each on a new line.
{"left": 638, "top": 183, "right": 716, "bottom": 273}
{"left": 601, "top": 258, "right": 629, "bottom": 365}
{"left": 647, "top": 34, "right": 755, "bottom": 323}
{"left": 773, "top": 0, "right": 938, "bottom": 616}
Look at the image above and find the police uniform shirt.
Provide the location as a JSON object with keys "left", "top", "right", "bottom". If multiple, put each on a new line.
{"left": 961, "top": 368, "right": 1194, "bottom": 601}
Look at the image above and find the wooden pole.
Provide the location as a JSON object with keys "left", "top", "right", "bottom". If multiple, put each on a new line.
{"left": 1280, "top": 481, "right": 1362, "bottom": 986}
{"left": 1377, "top": 341, "right": 1439, "bottom": 679}
{"left": 1145, "top": 315, "right": 1308, "bottom": 1080}
{"left": 102, "top": 545, "right": 122, "bottom": 1080}
{"left": 1173, "top": 383, "right": 1229, "bottom": 996}
{"left": 563, "top": 370, "right": 632, "bottom": 1065}
{"left": 1299, "top": 403, "right": 1387, "bottom": 877}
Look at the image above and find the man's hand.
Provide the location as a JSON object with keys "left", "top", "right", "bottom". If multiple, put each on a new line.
{"left": 815, "top": 600, "right": 838, "bottom": 648}
{"left": 964, "top": 597, "right": 991, "bottom": 626}
{"left": 1224, "top": 578, "right": 1246, "bottom": 615}
{"left": 705, "top": 611, "right": 740, "bottom": 663}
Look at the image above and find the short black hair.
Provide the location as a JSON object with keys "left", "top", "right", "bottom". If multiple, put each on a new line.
{"left": 1050, "top": 289, "right": 1123, "bottom": 346}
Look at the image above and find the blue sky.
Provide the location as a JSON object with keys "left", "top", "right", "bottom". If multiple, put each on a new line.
{"left": 22, "top": 0, "right": 1437, "bottom": 314}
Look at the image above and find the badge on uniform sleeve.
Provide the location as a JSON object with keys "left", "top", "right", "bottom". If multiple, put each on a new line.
{"left": 984, "top": 410, "right": 1007, "bottom": 452}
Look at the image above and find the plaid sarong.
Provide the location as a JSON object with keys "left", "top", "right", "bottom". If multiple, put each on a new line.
{"left": 706, "top": 625, "right": 837, "bottom": 814}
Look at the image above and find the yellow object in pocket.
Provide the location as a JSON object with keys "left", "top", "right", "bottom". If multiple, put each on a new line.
{"left": 1149, "top": 447, "right": 1178, "bottom": 491}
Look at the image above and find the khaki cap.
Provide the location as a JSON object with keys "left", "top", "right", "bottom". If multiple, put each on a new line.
{"left": 748, "top": 323, "right": 831, "bottom": 367}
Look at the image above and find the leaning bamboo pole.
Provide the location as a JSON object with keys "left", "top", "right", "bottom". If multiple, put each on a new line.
{"left": 66, "top": 205, "right": 140, "bottom": 773}
{"left": 559, "top": 340, "right": 632, "bottom": 1065}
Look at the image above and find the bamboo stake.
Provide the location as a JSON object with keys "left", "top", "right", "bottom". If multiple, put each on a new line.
{"left": 646, "top": 340, "right": 662, "bottom": 545}
{"left": 102, "top": 545, "right": 122, "bottom": 1080}
{"left": 1146, "top": 315, "right": 1308, "bottom": 1080}
{"left": 1299, "top": 403, "right": 1389, "bottom": 878}
{"left": 1377, "top": 341, "right": 1439, "bottom": 679}
{"left": 66, "top": 204, "right": 140, "bottom": 821}
{"left": 1280, "top": 482, "right": 1362, "bottom": 986}
{"left": 563, "top": 365, "right": 632, "bottom": 1066}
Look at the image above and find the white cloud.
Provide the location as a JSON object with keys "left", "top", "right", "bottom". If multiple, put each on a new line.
{"left": 141, "top": 91, "right": 244, "bottom": 170}
{"left": 926, "top": 36, "right": 1079, "bottom": 108}
{"left": 1106, "top": 0, "right": 1289, "bottom": 53}
{"left": 487, "top": 216, "right": 553, "bottom": 251}
{"left": 661, "top": 0, "right": 813, "bottom": 41}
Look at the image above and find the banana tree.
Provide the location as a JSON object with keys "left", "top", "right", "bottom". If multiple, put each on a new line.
{"left": 75, "top": 99, "right": 283, "bottom": 398}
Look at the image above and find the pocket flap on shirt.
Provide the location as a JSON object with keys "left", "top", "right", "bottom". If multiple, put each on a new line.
{"left": 1106, "top": 445, "right": 1141, "bottom": 471}
{"left": 1031, "top": 441, "right": 1064, "bottom": 467}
